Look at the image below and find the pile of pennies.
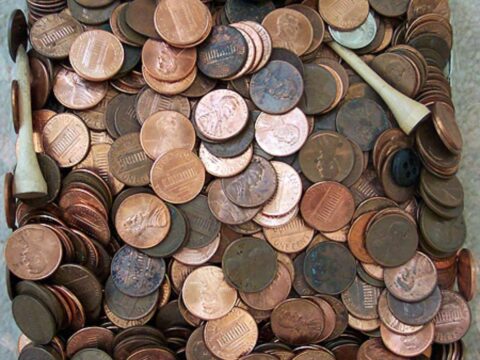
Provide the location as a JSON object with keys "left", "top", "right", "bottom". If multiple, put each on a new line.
{"left": 3, "top": 0, "right": 477, "bottom": 359}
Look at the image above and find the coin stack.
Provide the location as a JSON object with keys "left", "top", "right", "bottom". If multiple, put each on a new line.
{"left": 4, "top": 0, "right": 476, "bottom": 359}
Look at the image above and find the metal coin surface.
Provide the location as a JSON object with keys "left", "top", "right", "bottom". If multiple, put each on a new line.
{"left": 71, "top": 349, "right": 112, "bottom": 360}
{"left": 304, "top": 241, "right": 356, "bottom": 294}
{"left": 225, "top": 0, "right": 275, "bottom": 23}
{"left": 198, "top": 25, "right": 248, "bottom": 79}
{"left": 357, "top": 338, "right": 409, "bottom": 359}
{"left": 420, "top": 170, "right": 463, "bottom": 209}
{"left": 68, "top": 0, "right": 120, "bottom": 26}
{"left": 380, "top": 323, "right": 434, "bottom": 358}
{"left": 298, "top": 64, "right": 339, "bottom": 115}
{"left": 341, "top": 276, "right": 382, "bottom": 320}
{"left": 432, "top": 101, "right": 463, "bottom": 154}
{"left": 136, "top": 88, "right": 191, "bottom": 125}
{"left": 318, "top": 0, "right": 370, "bottom": 30}
{"left": 222, "top": 237, "right": 277, "bottom": 292}
{"left": 457, "top": 248, "right": 477, "bottom": 302}
{"left": 263, "top": 216, "right": 314, "bottom": 254}
{"left": 270, "top": 47, "right": 304, "bottom": 76}
{"left": 186, "top": 326, "right": 219, "bottom": 360}
{"left": 293, "top": 252, "right": 316, "bottom": 296}
{"left": 384, "top": 252, "right": 438, "bottom": 302}
{"left": 6, "top": 225, "right": 63, "bottom": 280}
{"left": 8, "top": 9, "right": 28, "bottom": 62}
{"left": 200, "top": 143, "right": 254, "bottom": 178}
{"left": 182, "top": 266, "right": 237, "bottom": 320}
{"left": 433, "top": 290, "right": 471, "bottom": 344}
{"left": 111, "top": 245, "right": 166, "bottom": 297}
{"left": 255, "top": 108, "right": 309, "bottom": 157}
{"left": 173, "top": 234, "right": 220, "bottom": 266}
{"left": 222, "top": 155, "right": 278, "bottom": 208}
{"left": 115, "top": 193, "right": 170, "bottom": 249}
{"left": 66, "top": 327, "right": 114, "bottom": 357}
{"left": 250, "top": 60, "right": 303, "bottom": 114}
{"left": 329, "top": 12, "right": 377, "bottom": 50}
{"left": 125, "top": 0, "right": 159, "bottom": 38}
{"left": 377, "top": 290, "right": 424, "bottom": 335}
{"left": 300, "top": 182, "right": 355, "bottom": 232}
{"left": 369, "top": 0, "right": 409, "bottom": 17}
{"left": 74, "top": 87, "right": 118, "bottom": 131}
{"left": 24, "top": 154, "right": 61, "bottom": 208}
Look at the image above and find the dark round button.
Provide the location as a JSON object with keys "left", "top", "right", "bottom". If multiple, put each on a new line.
{"left": 391, "top": 148, "right": 421, "bottom": 187}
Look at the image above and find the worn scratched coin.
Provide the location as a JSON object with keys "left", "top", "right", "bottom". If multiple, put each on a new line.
{"left": 255, "top": 108, "right": 309, "bottom": 157}
{"left": 30, "top": 13, "right": 83, "bottom": 59}
{"left": 198, "top": 25, "right": 247, "bottom": 79}
{"left": 357, "top": 338, "right": 408, "bottom": 359}
{"left": 369, "top": 0, "right": 409, "bottom": 17}
{"left": 115, "top": 193, "right": 170, "bottom": 249}
{"left": 111, "top": 245, "right": 166, "bottom": 297}
{"left": 384, "top": 252, "right": 437, "bottom": 302}
{"left": 304, "top": 241, "right": 356, "bottom": 294}
{"left": 179, "top": 195, "right": 221, "bottom": 249}
{"left": 329, "top": 12, "right": 377, "bottom": 50}
{"left": 433, "top": 290, "right": 471, "bottom": 344}
{"left": 299, "top": 64, "right": 339, "bottom": 115}
{"left": 223, "top": 237, "right": 277, "bottom": 292}
{"left": 381, "top": 322, "right": 434, "bottom": 357}
{"left": 264, "top": 216, "right": 314, "bottom": 254}
{"left": 109, "top": 133, "right": 153, "bottom": 187}
{"left": 66, "top": 327, "right": 114, "bottom": 358}
{"left": 136, "top": 87, "right": 191, "bottom": 125}
{"left": 377, "top": 290, "right": 424, "bottom": 335}
{"left": 222, "top": 155, "right": 278, "bottom": 208}
{"left": 185, "top": 326, "right": 217, "bottom": 360}
{"left": 366, "top": 213, "right": 419, "bottom": 267}
{"left": 225, "top": 0, "right": 275, "bottom": 23}
{"left": 387, "top": 286, "right": 442, "bottom": 326}
{"left": 319, "top": 0, "right": 369, "bottom": 30}
{"left": 199, "top": 143, "right": 254, "bottom": 178}
{"left": 250, "top": 60, "right": 303, "bottom": 114}
{"left": 341, "top": 276, "right": 382, "bottom": 320}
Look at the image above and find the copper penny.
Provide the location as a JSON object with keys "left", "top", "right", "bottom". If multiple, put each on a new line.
{"left": 136, "top": 87, "right": 191, "bottom": 125}
{"left": 64, "top": 204, "right": 111, "bottom": 245}
{"left": 5, "top": 224, "right": 62, "bottom": 280}
{"left": 3, "top": 172, "right": 16, "bottom": 230}
{"left": 142, "top": 39, "right": 197, "bottom": 82}
{"left": 242, "top": 21, "right": 273, "bottom": 72}
{"left": 254, "top": 205, "right": 299, "bottom": 228}
{"left": 143, "top": 65, "right": 197, "bottom": 95}
{"left": 208, "top": 180, "right": 260, "bottom": 225}
{"left": 173, "top": 234, "right": 220, "bottom": 266}
{"left": 384, "top": 252, "right": 437, "bottom": 302}
{"left": 377, "top": 290, "right": 424, "bottom": 335}
{"left": 66, "top": 327, "right": 114, "bottom": 358}
{"left": 124, "top": 0, "right": 159, "bottom": 38}
{"left": 318, "top": 0, "right": 369, "bottom": 31}
{"left": 240, "top": 262, "right": 292, "bottom": 311}
{"left": 262, "top": 9, "right": 313, "bottom": 56}
{"left": 431, "top": 101, "right": 463, "bottom": 155}
{"left": 170, "top": 260, "right": 197, "bottom": 294}
{"left": 348, "top": 211, "right": 376, "bottom": 264}
{"left": 69, "top": 30, "right": 124, "bottom": 81}
{"left": 151, "top": 149, "right": 205, "bottom": 204}
{"left": 53, "top": 68, "right": 108, "bottom": 110}
{"left": 140, "top": 111, "right": 195, "bottom": 160}
{"left": 358, "top": 338, "right": 409, "bottom": 360}
{"left": 288, "top": 4, "right": 325, "bottom": 55}
{"left": 222, "top": 155, "right": 278, "bottom": 208}
{"left": 127, "top": 348, "right": 175, "bottom": 360}
{"left": 299, "top": 131, "right": 355, "bottom": 183}
{"left": 204, "top": 307, "right": 257, "bottom": 359}
{"left": 271, "top": 298, "right": 325, "bottom": 345}
{"left": 263, "top": 216, "right": 314, "bottom": 254}
{"left": 349, "top": 314, "right": 381, "bottom": 332}
{"left": 29, "top": 56, "right": 51, "bottom": 110}
{"left": 182, "top": 266, "right": 237, "bottom": 320}
{"left": 74, "top": 87, "right": 118, "bottom": 131}
{"left": 42, "top": 113, "right": 90, "bottom": 168}
{"left": 300, "top": 181, "right": 355, "bottom": 232}
{"left": 341, "top": 276, "right": 382, "bottom": 320}
{"left": 255, "top": 108, "right": 309, "bottom": 157}
{"left": 433, "top": 290, "right": 471, "bottom": 344}
{"left": 200, "top": 143, "right": 254, "bottom": 178}
{"left": 154, "top": 0, "right": 211, "bottom": 47}
{"left": 30, "top": 13, "right": 83, "bottom": 59}
{"left": 457, "top": 249, "right": 477, "bottom": 302}
{"left": 407, "top": 0, "right": 451, "bottom": 22}
{"left": 231, "top": 23, "right": 264, "bottom": 75}
{"left": 381, "top": 323, "right": 434, "bottom": 357}
{"left": 369, "top": 0, "right": 409, "bottom": 17}
{"left": 195, "top": 89, "right": 249, "bottom": 141}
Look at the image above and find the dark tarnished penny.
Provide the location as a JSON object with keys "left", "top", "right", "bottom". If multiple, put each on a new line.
{"left": 270, "top": 48, "right": 304, "bottom": 76}
{"left": 50, "top": 264, "right": 102, "bottom": 321}
{"left": 457, "top": 248, "right": 477, "bottom": 302}
{"left": 71, "top": 348, "right": 112, "bottom": 360}
{"left": 250, "top": 60, "right": 304, "bottom": 114}
{"left": 222, "top": 156, "right": 278, "bottom": 208}
{"left": 225, "top": 0, "right": 275, "bottom": 23}
{"left": 366, "top": 213, "right": 419, "bottom": 267}
{"left": 179, "top": 195, "right": 221, "bottom": 249}
{"left": 108, "top": 133, "right": 153, "bottom": 187}
{"left": 384, "top": 252, "right": 438, "bottom": 302}
{"left": 104, "top": 276, "right": 159, "bottom": 321}
{"left": 293, "top": 252, "right": 316, "bottom": 296}
{"left": 8, "top": 9, "right": 28, "bottom": 62}
{"left": 318, "top": 295, "right": 349, "bottom": 340}
{"left": 377, "top": 290, "right": 423, "bottom": 335}
{"left": 125, "top": 0, "right": 159, "bottom": 38}
{"left": 387, "top": 286, "right": 442, "bottom": 326}
{"left": 271, "top": 298, "right": 325, "bottom": 345}
{"left": 66, "top": 327, "right": 114, "bottom": 358}
{"left": 341, "top": 276, "right": 382, "bottom": 320}
{"left": 299, "top": 131, "right": 355, "bottom": 183}
{"left": 68, "top": 0, "right": 120, "bottom": 26}
{"left": 198, "top": 25, "right": 248, "bottom": 79}
{"left": 111, "top": 245, "right": 166, "bottom": 297}
{"left": 420, "top": 170, "right": 463, "bottom": 209}
{"left": 186, "top": 326, "right": 219, "bottom": 360}
{"left": 222, "top": 237, "right": 277, "bottom": 292}
{"left": 24, "top": 154, "right": 61, "bottom": 208}
{"left": 369, "top": 0, "right": 409, "bottom": 17}
{"left": 433, "top": 290, "right": 471, "bottom": 344}
{"left": 298, "top": 64, "right": 338, "bottom": 115}
{"left": 304, "top": 241, "right": 356, "bottom": 295}
{"left": 336, "top": 98, "right": 390, "bottom": 151}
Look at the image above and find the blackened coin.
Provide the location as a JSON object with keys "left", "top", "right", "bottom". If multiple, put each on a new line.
{"left": 111, "top": 245, "right": 166, "bottom": 297}
{"left": 225, "top": 0, "right": 275, "bottom": 23}
{"left": 304, "top": 241, "right": 356, "bottom": 295}
{"left": 270, "top": 47, "right": 304, "bottom": 76}
{"left": 19, "top": 345, "right": 61, "bottom": 360}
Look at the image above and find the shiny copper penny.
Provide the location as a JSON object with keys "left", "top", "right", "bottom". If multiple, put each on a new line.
{"left": 30, "top": 13, "right": 83, "bottom": 59}
{"left": 143, "top": 65, "right": 198, "bottom": 95}
{"left": 349, "top": 314, "right": 381, "bottom": 332}
{"left": 432, "top": 101, "right": 463, "bottom": 155}
{"left": 347, "top": 211, "right": 376, "bottom": 264}
{"left": 154, "top": 0, "right": 212, "bottom": 47}
{"left": 199, "top": 143, "right": 254, "bottom": 178}
{"left": 182, "top": 266, "right": 237, "bottom": 320}
{"left": 318, "top": 0, "right": 370, "bottom": 31}
{"left": 271, "top": 298, "right": 325, "bottom": 345}
{"left": 457, "top": 249, "right": 477, "bottom": 302}
{"left": 204, "top": 307, "right": 258, "bottom": 360}
{"left": 173, "top": 234, "right": 220, "bottom": 266}
{"left": 300, "top": 181, "right": 355, "bottom": 232}
{"left": 255, "top": 108, "right": 309, "bottom": 157}
{"left": 64, "top": 204, "right": 111, "bottom": 245}
{"left": 142, "top": 39, "right": 197, "bottom": 82}
{"left": 240, "top": 262, "right": 292, "bottom": 311}
{"left": 262, "top": 9, "right": 313, "bottom": 56}
{"left": 136, "top": 87, "right": 191, "bottom": 125}
{"left": 42, "top": 113, "right": 90, "bottom": 168}
{"left": 115, "top": 193, "right": 171, "bottom": 249}
{"left": 151, "top": 149, "right": 205, "bottom": 204}
{"left": 5, "top": 224, "right": 63, "bottom": 280}
{"left": 69, "top": 30, "right": 124, "bottom": 81}
{"left": 208, "top": 180, "right": 260, "bottom": 225}
{"left": 243, "top": 21, "right": 273, "bottom": 72}
{"left": 381, "top": 323, "right": 434, "bottom": 357}
{"left": 433, "top": 290, "right": 471, "bottom": 344}
{"left": 195, "top": 89, "right": 249, "bottom": 141}
{"left": 263, "top": 216, "right": 314, "bottom": 254}
{"left": 140, "top": 110, "right": 196, "bottom": 160}
{"left": 53, "top": 68, "right": 108, "bottom": 110}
